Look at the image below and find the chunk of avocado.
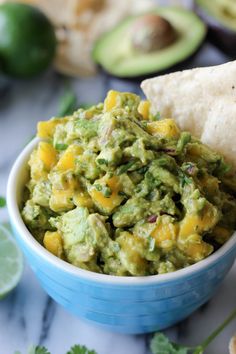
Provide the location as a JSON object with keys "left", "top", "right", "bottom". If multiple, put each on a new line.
{"left": 92, "top": 7, "right": 206, "bottom": 78}
{"left": 195, "top": 0, "right": 236, "bottom": 57}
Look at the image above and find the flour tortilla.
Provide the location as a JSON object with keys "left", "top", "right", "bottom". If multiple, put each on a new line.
{"left": 141, "top": 60, "right": 236, "bottom": 166}
{"left": 0, "top": 0, "right": 155, "bottom": 76}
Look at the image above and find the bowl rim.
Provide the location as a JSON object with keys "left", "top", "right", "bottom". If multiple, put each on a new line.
{"left": 7, "top": 137, "right": 236, "bottom": 285}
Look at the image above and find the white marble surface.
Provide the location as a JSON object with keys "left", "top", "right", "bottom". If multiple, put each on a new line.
{"left": 0, "top": 43, "right": 236, "bottom": 354}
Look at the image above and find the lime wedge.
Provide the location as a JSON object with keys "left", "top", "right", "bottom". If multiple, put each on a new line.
{"left": 0, "top": 224, "right": 23, "bottom": 299}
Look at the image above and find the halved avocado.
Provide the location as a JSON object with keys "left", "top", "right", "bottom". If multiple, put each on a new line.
{"left": 195, "top": 0, "right": 236, "bottom": 57}
{"left": 92, "top": 7, "right": 206, "bottom": 78}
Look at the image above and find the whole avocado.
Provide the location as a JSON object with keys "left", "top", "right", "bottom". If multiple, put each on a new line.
{"left": 0, "top": 2, "right": 57, "bottom": 78}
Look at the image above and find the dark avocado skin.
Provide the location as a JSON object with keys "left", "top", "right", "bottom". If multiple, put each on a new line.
{"left": 194, "top": 2, "right": 236, "bottom": 57}
{"left": 98, "top": 43, "right": 205, "bottom": 83}
{"left": 0, "top": 3, "right": 57, "bottom": 78}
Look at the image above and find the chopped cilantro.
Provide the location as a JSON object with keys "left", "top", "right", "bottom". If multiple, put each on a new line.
{"left": 178, "top": 170, "right": 192, "bottom": 188}
{"left": 103, "top": 186, "right": 112, "bottom": 198}
{"left": 138, "top": 166, "right": 148, "bottom": 174}
{"left": 117, "top": 161, "right": 136, "bottom": 175}
{"left": 55, "top": 143, "right": 68, "bottom": 151}
{"left": 94, "top": 184, "right": 102, "bottom": 191}
{"left": 97, "top": 159, "right": 108, "bottom": 166}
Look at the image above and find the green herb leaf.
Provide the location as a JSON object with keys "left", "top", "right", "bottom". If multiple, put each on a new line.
{"left": 153, "top": 112, "right": 161, "bottom": 121}
{"left": 103, "top": 186, "right": 112, "bottom": 198}
{"left": 66, "top": 344, "right": 97, "bottom": 354}
{"left": 94, "top": 184, "right": 112, "bottom": 197}
{"left": 58, "top": 86, "right": 77, "bottom": 117}
{"left": 117, "top": 161, "right": 136, "bottom": 175}
{"left": 28, "top": 346, "right": 51, "bottom": 354}
{"left": 94, "top": 184, "right": 102, "bottom": 191}
{"left": 150, "top": 333, "right": 189, "bottom": 354}
{"left": 178, "top": 170, "right": 192, "bottom": 188}
{"left": 0, "top": 196, "right": 6, "bottom": 208}
{"left": 55, "top": 143, "right": 68, "bottom": 151}
{"left": 97, "top": 159, "right": 108, "bottom": 166}
{"left": 138, "top": 166, "right": 148, "bottom": 174}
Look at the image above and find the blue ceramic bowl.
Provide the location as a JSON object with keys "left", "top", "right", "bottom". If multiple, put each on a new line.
{"left": 7, "top": 138, "right": 236, "bottom": 334}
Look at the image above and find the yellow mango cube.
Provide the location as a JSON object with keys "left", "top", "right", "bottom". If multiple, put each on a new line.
{"left": 73, "top": 190, "right": 94, "bottom": 208}
{"left": 29, "top": 150, "right": 47, "bottom": 181}
{"left": 178, "top": 233, "right": 213, "bottom": 261}
{"left": 138, "top": 100, "right": 150, "bottom": 120}
{"left": 117, "top": 232, "right": 148, "bottom": 275}
{"left": 179, "top": 204, "right": 218, "bottom": 239}
{"left": 43, "top": 231, "right": 64, "bottom": 258}
{"left": 56, "top": 145, "right": 83, "bottom": 171}
{"left": 104, "top": 90, "right": 120, "bottom": 112}
{"left": 89, "top": 175, "right": 124, "bottom": 214}
{"left": 151, "top": 220, "right": 178, "bottom": 249}
{"left": 38, "top": 142, "right": 57, "bottom": 171}
{"left": 37, "top": 119, "right": 59, "bottom": 139}
{"left": 147, "top": 119, "right": 180, "bottom": 138}
{"left": 49, "top": 187, "right": 74, "bottom": 212}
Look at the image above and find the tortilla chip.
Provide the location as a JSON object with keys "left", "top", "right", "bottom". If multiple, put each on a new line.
{"left": 141, "top": 60, "right": 236, "bottom": 166}
{"left": 229, "top": 335, "right": 236, "bottom": 354}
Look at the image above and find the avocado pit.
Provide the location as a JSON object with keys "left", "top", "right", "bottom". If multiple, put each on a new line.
{"left": 131, "top": 14, "right": 177, "bottom": 53}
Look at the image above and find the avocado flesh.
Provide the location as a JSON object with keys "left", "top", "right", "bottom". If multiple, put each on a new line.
{"left": 196, "top": 0, "right": 236, "bottom": 32}
{"left": 93, "top": 7, "right": 206, "bottom": 78}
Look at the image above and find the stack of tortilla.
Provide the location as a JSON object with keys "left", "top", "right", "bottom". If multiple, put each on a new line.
{"left": 141, "top": 60, "right": 236, "bottom": 167}
{"left": 0, "top": 0, "right": 155, "bottom": 76}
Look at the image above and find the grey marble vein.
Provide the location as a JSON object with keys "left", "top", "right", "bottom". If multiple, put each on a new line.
{"left": 38, "top": 297, "right": 56, "bottom": 346}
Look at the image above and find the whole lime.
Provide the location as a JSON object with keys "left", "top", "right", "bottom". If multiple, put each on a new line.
{"left": 0, "top": 2, "right": 57, "bottom": 78}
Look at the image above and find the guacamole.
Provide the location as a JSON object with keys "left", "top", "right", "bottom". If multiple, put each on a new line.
{"left": 22, "top": 90, "right": 236, "bottom": 276}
